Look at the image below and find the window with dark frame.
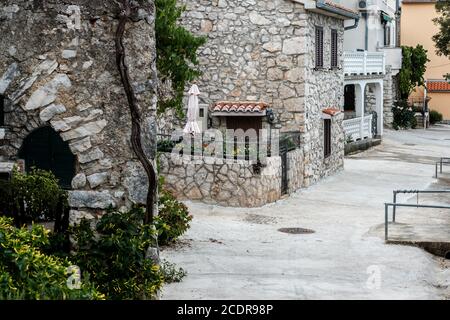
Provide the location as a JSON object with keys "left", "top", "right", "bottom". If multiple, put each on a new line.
{"left": 0, "top": 95, "right": 4, "bottom": 127}
{"left": 315, "top": 27, "right": 324, "bottom": 68}
{"left": 331, "top": 29, "right": 338, "bottom": 68}
{"left": 324, "top": 119, "right": 331, "bottom": 158}
{"left": 199, "top": 107, "right": 204, "bottom": 118}
{"left": 384, "top": 24, "right": 391, "bottom": 46}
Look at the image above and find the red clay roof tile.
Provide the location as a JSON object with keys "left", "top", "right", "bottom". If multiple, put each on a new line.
{"left": 322, "top": 108, "right": 342, "bottom": 116}
{"left": 211, "top": 101, "right": 269, "bottom": 114}
{"left": 427, "top": 81, "right": 450, "bottom": 92}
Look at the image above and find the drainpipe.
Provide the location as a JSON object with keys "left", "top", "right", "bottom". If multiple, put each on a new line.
{"left": 395, "top": 0, "right": 401, "bottom": 46}
{"left": 344, "top": 17, "right": 359, "bottom": 30}
{"left": 363, "top": 12, "right": 368, "bottom": 51}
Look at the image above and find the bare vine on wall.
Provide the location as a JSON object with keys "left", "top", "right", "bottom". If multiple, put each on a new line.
{"left": 115, "top": 0, "right": 157, "bottom": 224}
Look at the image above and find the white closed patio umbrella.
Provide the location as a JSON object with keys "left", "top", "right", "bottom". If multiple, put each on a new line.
{"left": 183, "top": 84, "right": 201, "bottom": 135}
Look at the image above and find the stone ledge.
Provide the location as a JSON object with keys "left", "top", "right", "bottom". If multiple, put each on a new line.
{"left": 344, "top": 138, "right": 381, "bottom": 155}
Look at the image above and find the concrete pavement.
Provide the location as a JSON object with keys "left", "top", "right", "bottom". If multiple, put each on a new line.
{"left": 161, "top": 125, "right": 450, "bottom": 300}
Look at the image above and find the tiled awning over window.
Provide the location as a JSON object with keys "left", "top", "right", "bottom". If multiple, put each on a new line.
{"left": 427, "top": 80, "right": 450, "bottom": 92}
{"left": 210, "top": 101, "right": 269, "bottom": 116}
{"left": 322, "top": 108, "right": 342, "bottom": 117}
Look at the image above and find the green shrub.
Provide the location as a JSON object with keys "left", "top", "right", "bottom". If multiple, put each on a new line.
{"left": 70, "top": 207, "right": 164, "bottom": 300}
{"left": 155, "top": 0, "right": 206, "bottom": 117}
{"left": 429, "top": 110, "right": 443, "bottom": 124}
{"left": 0, "top": 217, "right": 104, "bottom": 300}
{"left": 155, "top": 189, "right": 192, "bottom": 245}
{"left": 160, "top": 259, "right": 187, "bottom": 283}
{"left": 392, "top": 100, "right": 417, "bottom": 130}
{"left": 0, "top": 168, "right": 69, "bottom": 233}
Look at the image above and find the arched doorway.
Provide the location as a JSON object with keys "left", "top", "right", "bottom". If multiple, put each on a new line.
{"left": 18, "top": 126, "right": 76, "bottom": 189}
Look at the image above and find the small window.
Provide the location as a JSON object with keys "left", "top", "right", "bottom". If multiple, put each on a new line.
{"left": 0, "top": 95, "right": 4, "bottom": 126}
{"left": 199, "top": 108, "right": 204, "bottom": 118}
{"left": 331, "top": 29, "right": 338, "bottom": 68}
{"left": 384, "top": 24, "right": 391, "bottom": 46}
{"left": 315, "top": 27, "right": 324, "bottom": 68}
{"left": 324, "top": 119, "right": 331, "bottom": 158}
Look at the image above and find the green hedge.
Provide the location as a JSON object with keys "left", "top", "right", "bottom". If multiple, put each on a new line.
{"left": 71, "top": 207, "right": 164, "bottom": 300}
{"left": 0, "top": 217, "right": 104, "bottom": 300}
{"left": 429, "top": 110, "right": 443, "bottom": 124}
{"left": 0, "top": 168, "right": 69, "bottom": 232}
{"left": 156, "top": 189, "right": 192, "bottom": 246}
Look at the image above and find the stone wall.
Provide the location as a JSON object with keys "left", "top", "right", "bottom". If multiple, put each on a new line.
{"left": 180, "top": 0, "right": 346, "bottom": 189}
{"left": 302, "top": 12, "right": 345, "bottom": 187}
{"left": 383, "top": 65, "right": 395, "bottom": 127}
{"left": 180, "top": 0, "right": 308, "bottom": 132}
{"left": 0, "top": 0, "right": 157, "bottom": 220}
{"left": 160, "top": 147, "right": 306, "bottom": 207}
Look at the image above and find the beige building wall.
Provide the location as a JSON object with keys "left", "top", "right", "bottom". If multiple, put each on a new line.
{"left": 401, "top": 1, "right": 450, "bottom": 120}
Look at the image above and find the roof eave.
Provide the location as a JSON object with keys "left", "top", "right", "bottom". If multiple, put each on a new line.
{"left": 296, "top": 0, "right": 360, "bottom": 20}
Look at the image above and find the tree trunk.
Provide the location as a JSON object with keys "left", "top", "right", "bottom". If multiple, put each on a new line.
{"left": 115, "top": 0, "right": 157, "bottom": 224}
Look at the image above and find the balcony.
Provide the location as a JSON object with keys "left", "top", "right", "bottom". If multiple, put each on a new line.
{"left": 343, "top": 114, "right": 373, "bottom": 142}
{"left": 343, "top": 51, "right": 385, "bottom": 76}
{"left": 378, "top": 47, "right": 402, "bottom": 74}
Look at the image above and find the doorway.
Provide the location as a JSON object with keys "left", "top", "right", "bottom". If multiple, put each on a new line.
{"left": 18, "top": 126, "right": 76, "bottom": 189}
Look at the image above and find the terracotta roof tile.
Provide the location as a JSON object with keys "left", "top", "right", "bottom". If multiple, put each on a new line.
{"left": 211, "top": 101, "right": 269, "bottom": 114}
{"left": 322, "top": 108, "right": 342, "bottom": 116}
{"left": 427, "top": 81, "right": 450, "bottom": 92}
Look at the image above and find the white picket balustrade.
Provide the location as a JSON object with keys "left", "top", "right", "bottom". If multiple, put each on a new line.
{"left": 343, "top": 51, "right": 385, "bottom": 76}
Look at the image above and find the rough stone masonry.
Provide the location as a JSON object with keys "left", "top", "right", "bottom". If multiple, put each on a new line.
{"left": 0, "top": 0, "right": 158, "bottom": 222}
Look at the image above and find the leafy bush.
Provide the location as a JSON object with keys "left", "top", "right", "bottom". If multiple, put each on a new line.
{"left": 0, "top": 168, "right": 69, "bottom": 233}
{"left": 392, "top": 100, "right": 417, "bottom": 130}
{"left": 0, "top": 217, "right": 103, "bottom": 300}
{"left": 70, "top": 207, "right": 164, "bottom": 300}
{"left": 160, "top": 260, "right": 187, "bottom": 283}
{"left": 399, "top": 45, "right": 429, "bottom": 99}
{"left": 155, "top": 189, "right": 192, "bottom": 245}
{"left": 429, "top": 110, "right": 443, "bottom": 124}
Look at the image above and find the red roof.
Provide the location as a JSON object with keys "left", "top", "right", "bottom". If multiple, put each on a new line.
{"left": 322, "top": 108, "right": 341, "bottom": 116}
{"left": 211, "top": 101, "right": 269, "bottom": 114}
{"left": 427, "top": 81, "right": 450, "bottom": 92}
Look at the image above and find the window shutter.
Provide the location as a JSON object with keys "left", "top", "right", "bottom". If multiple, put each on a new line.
{"left": 331, "top": 29, "right": 338, "bottom": 68}
{"left": 315, "top": 27, "right": 324, "bottom": 68}
{"left": 324, "top": 119, "right": 331, "bottom": 158}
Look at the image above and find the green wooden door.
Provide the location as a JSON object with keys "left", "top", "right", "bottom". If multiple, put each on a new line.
{"left": 19, "top": 126, "right": 75, "bottom": 189}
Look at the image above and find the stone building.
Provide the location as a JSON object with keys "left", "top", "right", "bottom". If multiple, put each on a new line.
{"left": 159, "top": 0, "right": 360, "bottom": 207}
{"left": 0, "top": 0, "right": 157, "bottom": 221}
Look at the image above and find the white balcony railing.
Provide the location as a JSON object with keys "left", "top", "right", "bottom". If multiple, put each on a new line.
{"left": 343, "top": 51, "right": 385, "bottom": 76}
{"left": 343, "top": 115, "right": 373, "bottom": 141}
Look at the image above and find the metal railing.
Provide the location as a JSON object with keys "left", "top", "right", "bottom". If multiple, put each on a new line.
{"left": 384, "top": 189, "right": 450, "bottom": 241}
{"left": 435, "top": 157, "right": 450, "bottom": 178}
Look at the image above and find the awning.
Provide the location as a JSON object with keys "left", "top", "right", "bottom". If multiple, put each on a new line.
{"left": 322, "top": 108, "right": 342, "bottom": 119}
{"left": 210, "top": 101, "right": 269, "bottom": 116}
{"left": 381, "top": 12, "right": 393, "bottom": 23}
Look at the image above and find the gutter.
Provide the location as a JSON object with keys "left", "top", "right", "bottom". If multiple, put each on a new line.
{"left": 344, "top": 16, "right": 359, "bottom": 30}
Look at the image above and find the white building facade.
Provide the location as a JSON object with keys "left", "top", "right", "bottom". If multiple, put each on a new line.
{"left": 338, "top": 0, "right": 403, "bottom": 141}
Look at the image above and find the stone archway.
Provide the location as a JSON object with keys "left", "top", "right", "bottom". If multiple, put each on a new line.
{"left": 18, "top": 126, "right": 76, "bottom": 189}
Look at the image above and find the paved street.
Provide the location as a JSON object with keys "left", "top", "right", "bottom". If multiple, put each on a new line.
{"left": 161, "top": 125, "right": 450, "bottom": 300}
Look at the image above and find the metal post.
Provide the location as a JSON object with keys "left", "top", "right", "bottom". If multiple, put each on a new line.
{"left": 385, "top": 203, "right": 389, "bottom": 241}
{"left": 436, "top": 162, "right": 438, "bottom": 178}
{"left": 392, "top": 191, "right": 397, "bottom": 222}
{"left": 440, "top": 158, "right": 443, "bottom": 174}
